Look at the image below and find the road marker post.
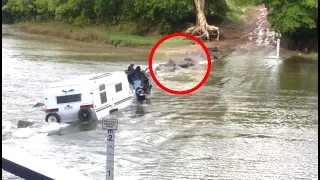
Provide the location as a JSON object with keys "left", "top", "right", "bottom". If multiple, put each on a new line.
{"left": 276, "top": 32, "right": 281, "bottom": 58}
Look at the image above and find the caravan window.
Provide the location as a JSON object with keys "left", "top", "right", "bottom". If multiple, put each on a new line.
{"left": 99, "top": 84, "right": 105, "bottom": 91}
{"left": 100, "top": 92, "right": 107, "bottom": 104}
{"left": 56, "top": 94, "right": 81, "bottom": 104}
{"left": 115, "top": 83, "right": 122, "bottom": 92}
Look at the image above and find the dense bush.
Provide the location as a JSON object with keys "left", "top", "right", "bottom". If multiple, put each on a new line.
{"left": 2, "top": 0, "right": 230, "bottom": 33}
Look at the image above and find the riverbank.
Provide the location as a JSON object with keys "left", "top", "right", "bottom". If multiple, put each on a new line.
{"left": 4, "top": 5, "right": 316, "bottom": 62}
{"left": 12, "top": 21, "right": 194, "bottom": 48}
{"left": 3, "top": 5, "right": 267, "bottom": 57}
{"left": 3, "top": 0, "right": 250, "bottom": 49}
{"left": 3, "top": 21, "right": 245, "bottom": 59}
{"left": 286, "top": 53, "right": 318, "bottom": 62}
{"left": 11, "top": 21, "right": 244, "bottom": 50}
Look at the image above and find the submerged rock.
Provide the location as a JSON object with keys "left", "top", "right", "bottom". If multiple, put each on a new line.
{"left": 33, "top": 102, "right": 44, "bottom": 108}
{"left": 153, "top": 46, "right": 237, "bottom": 75}
{"left": 17, "top": 120, "right": 35, "bottom": 128}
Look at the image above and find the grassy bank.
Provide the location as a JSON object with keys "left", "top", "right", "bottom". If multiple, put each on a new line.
{"left": 13, "top": 21, "right": 194, "bottom": 48}
{"left": 301, "top": 53, "right": 318, "bottom": 60}
{"left": 287, "top": 53, "right": 318, "bottom": 62}
{"left": 299, "top": 52, "right": 318, "bottom": 60}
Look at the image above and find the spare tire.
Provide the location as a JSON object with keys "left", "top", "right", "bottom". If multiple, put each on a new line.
{"left": 78, "top": 109, "right": 92, "bottom": 122}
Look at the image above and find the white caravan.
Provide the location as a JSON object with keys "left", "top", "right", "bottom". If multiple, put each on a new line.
{"left": 43, "top": 71, "right": 135, "bottom": 124}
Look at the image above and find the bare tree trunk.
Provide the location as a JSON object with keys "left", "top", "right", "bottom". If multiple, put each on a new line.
{"left": 186, "top": 0, "right": 220, "bottom": 41}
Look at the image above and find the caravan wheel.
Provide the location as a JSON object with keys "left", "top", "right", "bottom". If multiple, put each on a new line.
{"left": 45, "top": 113, "right": 61, "bottom": 123}
{"left": 78, "top": 109, "right": 92, "bottom": 122}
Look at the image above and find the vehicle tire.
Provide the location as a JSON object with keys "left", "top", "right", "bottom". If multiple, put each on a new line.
{"left": 45, "top": 113, "right": 61, "bottom": 123}
{"left": 78, "top": 109, "right": 92, "bottom": 122}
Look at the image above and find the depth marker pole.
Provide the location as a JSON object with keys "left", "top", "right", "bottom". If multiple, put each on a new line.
{"left": 276, "top": 32, "right": 281, "bottom": 58}
{"left": 102, "top": 118, "right": 118, "bottom": 180}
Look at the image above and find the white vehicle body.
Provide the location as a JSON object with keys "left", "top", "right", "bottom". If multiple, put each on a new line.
{"left": 44, "top": 71, "right": 134, "bottom": 123}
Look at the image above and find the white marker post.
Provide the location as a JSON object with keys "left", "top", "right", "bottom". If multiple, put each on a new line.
{"left": 102, "top": 118, "right": 118, "bottom": 180}
{"left": 276, "top": 32, "right": 281, "bottom": 58}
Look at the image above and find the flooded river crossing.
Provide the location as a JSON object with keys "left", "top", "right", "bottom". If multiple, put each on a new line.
{"left": 2, "top": 28, "right": 318, "bottom": 180}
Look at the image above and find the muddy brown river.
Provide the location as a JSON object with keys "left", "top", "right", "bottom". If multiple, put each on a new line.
{"left": 2, "top": 28, "right": 318, "bottom": 180}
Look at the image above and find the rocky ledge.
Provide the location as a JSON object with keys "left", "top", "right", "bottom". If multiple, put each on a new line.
{"left": 154, "top": 46, "right": 236, "bottom": 74}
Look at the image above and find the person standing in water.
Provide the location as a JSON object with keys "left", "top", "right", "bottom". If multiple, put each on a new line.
{"left": 128, "top": 63, "right": 134, "bottom": 72}
{"left": 133, "top": 66, "right": 142, "bottom": 80}
{"left": 133, "top": 66, "right": 151, "bottom": 94}
{"left": 127, "top": 63, "right": 135, "bottom": 85}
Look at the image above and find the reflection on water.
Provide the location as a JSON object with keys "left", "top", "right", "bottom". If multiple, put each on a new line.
{"left": 134, "top": 105, "right": 146, "bottom": 117}
{"left": 279, "top": 58, "right": 318, "bottom": 92}
{"left": 2, "top": 31, "right": 318, "bottom": 180}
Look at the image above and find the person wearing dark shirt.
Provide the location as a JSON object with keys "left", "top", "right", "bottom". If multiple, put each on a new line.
{"left": 133, "top": 66, "right": 142, "bottom": 80}
{"left": 134, "top": 66, "right": 151, "bottom": 94}
{"left": 128, "top": 63, "right": 134, "bottom": 72}
{"left": 127, "top": 63, "right": 135, "bottom": 85}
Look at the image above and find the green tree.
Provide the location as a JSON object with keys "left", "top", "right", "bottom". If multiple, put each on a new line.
{"left": 94, "top": 0, "right": 125, "bottom": 22}
{"left": 55, "top": 0, "right": 95, "bottom": 26}
{"left": 260, "top": 0, "right": 318, "bottom": 50}
{"left": 263, "top": 0, "right": 318, "bottom": 34}
{"left": 4, "top": 0, "right": 37, "bottom": 21}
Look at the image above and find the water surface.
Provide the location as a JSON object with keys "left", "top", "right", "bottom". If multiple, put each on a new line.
{"left": 2, "top": 30, "right": 318, "bottom": 180}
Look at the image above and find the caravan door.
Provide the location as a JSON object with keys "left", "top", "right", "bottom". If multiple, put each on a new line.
{"left": 94, "top": 83, "right": 114, "bottom": 120}
{"left": 105, "top": 83, "right": 116, "bottom": 110}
